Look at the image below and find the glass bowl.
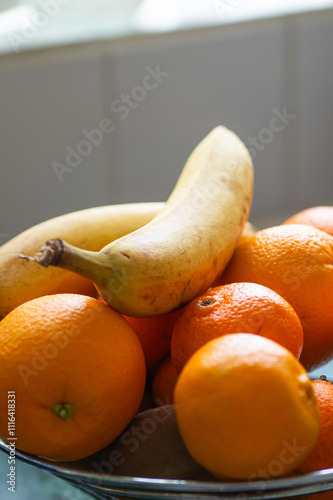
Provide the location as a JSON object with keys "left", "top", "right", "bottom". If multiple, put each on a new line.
{"left": 1, "top": 435, "right": 333, "bottom": 500}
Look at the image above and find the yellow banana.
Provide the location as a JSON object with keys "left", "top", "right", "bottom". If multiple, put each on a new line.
{"left": 0, "top": 202, "right": 163, "bottom": 319}
{"left": 24, "top": 126, "right": 254, "bottom": 317}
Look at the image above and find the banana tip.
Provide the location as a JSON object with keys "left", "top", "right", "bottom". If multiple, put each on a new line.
{"left": 16, "top": 239, "right": 64, "bottom": 268}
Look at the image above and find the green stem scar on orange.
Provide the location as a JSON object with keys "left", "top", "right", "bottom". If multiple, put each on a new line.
{"left": 51, "top": 403, "right": 74, "bottom": 422}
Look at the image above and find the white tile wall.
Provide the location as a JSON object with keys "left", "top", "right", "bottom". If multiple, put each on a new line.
{"left": 296, "top": 10, "right": 333, "bottom": 209}
{"left": 0, "top": 46, "right": 109, "bottom": 240}
{"left": 1, "top": 7, "right": 333, "bottom": 242}
{"left": 102, "top": 18, "right": 285, "bottom": 217}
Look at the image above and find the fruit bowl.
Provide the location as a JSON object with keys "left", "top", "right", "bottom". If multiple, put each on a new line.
{"left": 1, "top": 434, "right": 333, "bottom": 500}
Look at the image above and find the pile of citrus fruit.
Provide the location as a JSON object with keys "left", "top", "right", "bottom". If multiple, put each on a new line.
{"left": 1, "top": 168, "right": 333, "bottom": 497}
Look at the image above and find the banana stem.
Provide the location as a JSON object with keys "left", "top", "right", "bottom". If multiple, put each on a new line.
{"left": 18, "top": 238, "right": 112, "bottom": 284}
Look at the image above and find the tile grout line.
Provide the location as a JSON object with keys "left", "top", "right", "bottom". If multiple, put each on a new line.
{"left": 99, "top": 44, "right": 126, "bottom": 205}
{"left": 280, "top": 14, "right": 300, "bottom": 214}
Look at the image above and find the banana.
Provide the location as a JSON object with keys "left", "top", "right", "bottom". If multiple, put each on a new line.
{"left": 24, "top": 126, "right": 254, "bottom": 317}
{"left": 0, "top": 202, "right": 163, "bottom": 319}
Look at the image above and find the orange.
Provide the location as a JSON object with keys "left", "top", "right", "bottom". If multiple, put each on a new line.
{"left": 283, "top": 206, "right": 333, "bottom": 237}
{"left": 215, "top": 224, "right": 333, "bottom": 372}
{"left": 171, "top": 282, "right": 303, "bottom": 374}
{"left": 174, "top": 333, "right": 320, "bottom": 481}
{"left": 123, "top": 309, "right": 181, "bottom": 373}
{"left": 152, "top": 356, "right": 179, "bottom": 406}
{"left": 0, "top": 294, "right": 146, "bottom": 461}
{"left": 297, "top": 376, "right": 333, "bottom": 500}
{"left": 298, "top": 376, "right": 333, "bottom": 474}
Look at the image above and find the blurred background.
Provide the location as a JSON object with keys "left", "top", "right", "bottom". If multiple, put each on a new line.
{"left": 1, "top": 0, "right": 333, "bottom": 244}
{"left": 1, "top": 0, "right": 333, "bottom": 498}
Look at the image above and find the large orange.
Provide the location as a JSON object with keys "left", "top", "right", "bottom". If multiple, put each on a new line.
{"left": 171, "top": 282, "right": 303, "bottom": 374}
{"left": 174, "top": 333, "right": 320, "bottom": 481}
{"left": 0, "top": 294, "right": 146, "bottom": 461}
{"left": 215, "top": 224, "right": 333, "bottom": 372}
{"left": 283, "top": 206, "right": 333, "bottom": 237}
